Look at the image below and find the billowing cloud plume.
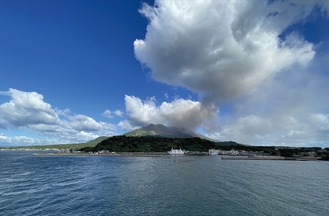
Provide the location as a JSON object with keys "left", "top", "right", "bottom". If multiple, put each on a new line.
{"left": 134, "top": 0, "right": 329, "bottom": 146}
{"left": 0, "top": 89, "right": 116, "bottom": 145}
{"left": 134, "top": 0, "right": 329, "bottom": 100}
{"left": 206, "top": 57, "right": 329, "bottom": 147}
{"left": 120, "top": 95, "right": 218, "bottom": 130}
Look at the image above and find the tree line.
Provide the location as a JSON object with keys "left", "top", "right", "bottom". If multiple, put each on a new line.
{"left": 79, "top": 135, "right": 329, "bottom": 160}
{"left": 80, "top": 136, "right": 215, "bottom": 152}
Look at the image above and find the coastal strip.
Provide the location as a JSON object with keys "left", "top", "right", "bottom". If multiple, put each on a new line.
{"left": 33, "top": 152, "right": 167, "bottom": 157}
{"left": 220, "top": 155, "right": 322, "bottom": 161}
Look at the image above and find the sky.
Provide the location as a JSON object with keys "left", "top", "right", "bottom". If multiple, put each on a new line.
{"left": 1, "top": 0, "right": 329, "bottom": 147}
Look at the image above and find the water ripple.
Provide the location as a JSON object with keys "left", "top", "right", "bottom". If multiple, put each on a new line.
{"left": 1, "top": 152, "right": 328, "bottom": 215}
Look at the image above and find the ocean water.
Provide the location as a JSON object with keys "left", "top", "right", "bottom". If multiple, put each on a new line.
{"left": 0, "top": 151, "right": 328, "bottom": 216}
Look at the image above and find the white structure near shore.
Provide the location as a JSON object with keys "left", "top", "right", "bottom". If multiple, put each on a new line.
{"left": 208, "top": 149, "right": 219, "bottom": 155}
{"left": 168, "top": 148, "right": 184, "bottom": 155}
{"left": 208, "top": 149, "right": 240, "bottom": 156}
{"left": 219, "top": 149, "right": 240, "bottom": 155}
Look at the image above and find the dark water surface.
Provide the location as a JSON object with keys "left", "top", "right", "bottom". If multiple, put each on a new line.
{"left": 1, "top": 151, "right": 328, "bottom": 215}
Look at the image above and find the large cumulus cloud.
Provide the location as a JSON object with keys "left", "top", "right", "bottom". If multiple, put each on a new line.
{"left": 0, "top": 88, "right": 59, "bottom": 128}
{"left": 210, "top": 50, "right": 329, "bottom": 146}
{"left": 120, "top": 95, "right": 218, "bottom": 130}
{"left": 134, "top": 0, "right": 329, "bottom": 146}
{"left": 0, "top": 89, "right": 116, "bottom": 145}
{"left": 133, "top": 0, "right": 329, "bottom": 100}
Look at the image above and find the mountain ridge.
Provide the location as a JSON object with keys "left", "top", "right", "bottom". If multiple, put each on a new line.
{"left": 124, "top": 123, "right": 202, "bottom": 139}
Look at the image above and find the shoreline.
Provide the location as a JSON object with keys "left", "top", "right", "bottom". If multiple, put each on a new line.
{"left": 2, "top": 149, "right": 324, "bottom": 161}
{"left": 220, "top": 155, "right": 322, "bottom": 161}
{"left": 33, "top": 152, "right": 168, "bottom": 157}
{"left": 32, "top": 152, "right": 324, "bottom": 161}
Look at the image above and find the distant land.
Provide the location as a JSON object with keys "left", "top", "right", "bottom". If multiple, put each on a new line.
{"left": 2, "top": 124, "right": 329, "bottom": 160}
{"left": 1, "top": 136, "right": 109, "bottom": 150}
{"left": 2, "top": 124, "right": 239, "bottom": 150}
{"left": 82, "top": 123, "right": 239, "bottom": 153}
{"left": 125, "top": 123, "right": 202, "bottom": 138}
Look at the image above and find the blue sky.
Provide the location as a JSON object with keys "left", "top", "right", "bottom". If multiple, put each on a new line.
{"left": 1, "top": 0, "right": 329, "bottom": 147}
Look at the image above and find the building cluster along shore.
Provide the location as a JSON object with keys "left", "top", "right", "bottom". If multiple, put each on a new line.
{"left": 2, "top": 131, "right": 329, "bottom": 161}
{"left": 21, "top": 146, "right": 327, "bottom": 161}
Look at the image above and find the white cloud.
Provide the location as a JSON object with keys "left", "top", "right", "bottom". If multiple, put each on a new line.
{"left": 133, "top": 0, "right": 329, "bottom": 147}
{"left": 0, "top": 133, "right": 47, "bottom": 145}
{"left": 134, "top": 0, "right": 327, "bottom": 101}
{"left": 206, "top": 111, "right": 329, "bottom": 147}
{"left": 205, "top": 61, "right": 329, "bottom": 147}
{"left": 122, "top": 95, "right": 218, "bottom": 130}
{"left": 0, "top": 88, "right": 60, "bottom": 128}
{"left": 102, "top": 110, "right": 113, "bottom": 118}
{"left": 118, "top": 120, "right": 137, "bottom": 131}
{"left": 102, "top": 109, "right": 123, "bottom": 118}
{"left": 113, "top": 110, "right": 123, "bottom": 117}
{"left": 0, "top": 89, "right": 116, "bottom": 145}
{"left": 69, "top": 115, "right": 111, "bottom": 131}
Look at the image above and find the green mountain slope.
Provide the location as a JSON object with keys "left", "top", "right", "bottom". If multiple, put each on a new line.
{"left": 84, "top": 136, "right": 109, "bottom": 146}
{"left": 83, "top": 136, "right": 215, "bottom": 152}
{"left": 124, "top": 124, "right": 198, "bottom": 138}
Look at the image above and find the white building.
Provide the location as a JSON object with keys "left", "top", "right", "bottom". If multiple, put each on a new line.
{"left": 219, "top": 149, "right": 239, "bottom": 155}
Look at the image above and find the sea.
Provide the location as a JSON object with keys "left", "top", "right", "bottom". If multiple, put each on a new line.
{"left": 0, "top": 151, "right": 328, "bottom": 216}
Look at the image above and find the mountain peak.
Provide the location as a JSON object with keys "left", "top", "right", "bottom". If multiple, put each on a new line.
{"left": 124, "top": 124, "right": 197, "bottom": 138}
{"left": 142, "top": 124, "right": 167, "bottom": 131}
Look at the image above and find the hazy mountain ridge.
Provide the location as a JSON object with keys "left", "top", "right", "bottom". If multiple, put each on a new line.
{"left": 5, "top": 124, "right": 230, "bottom": 150}
{"left": 81, "top": 124, "right": 244, "bottom": 152}
{"left": 124, "top": 124, "right": 200, "bottom": 138}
